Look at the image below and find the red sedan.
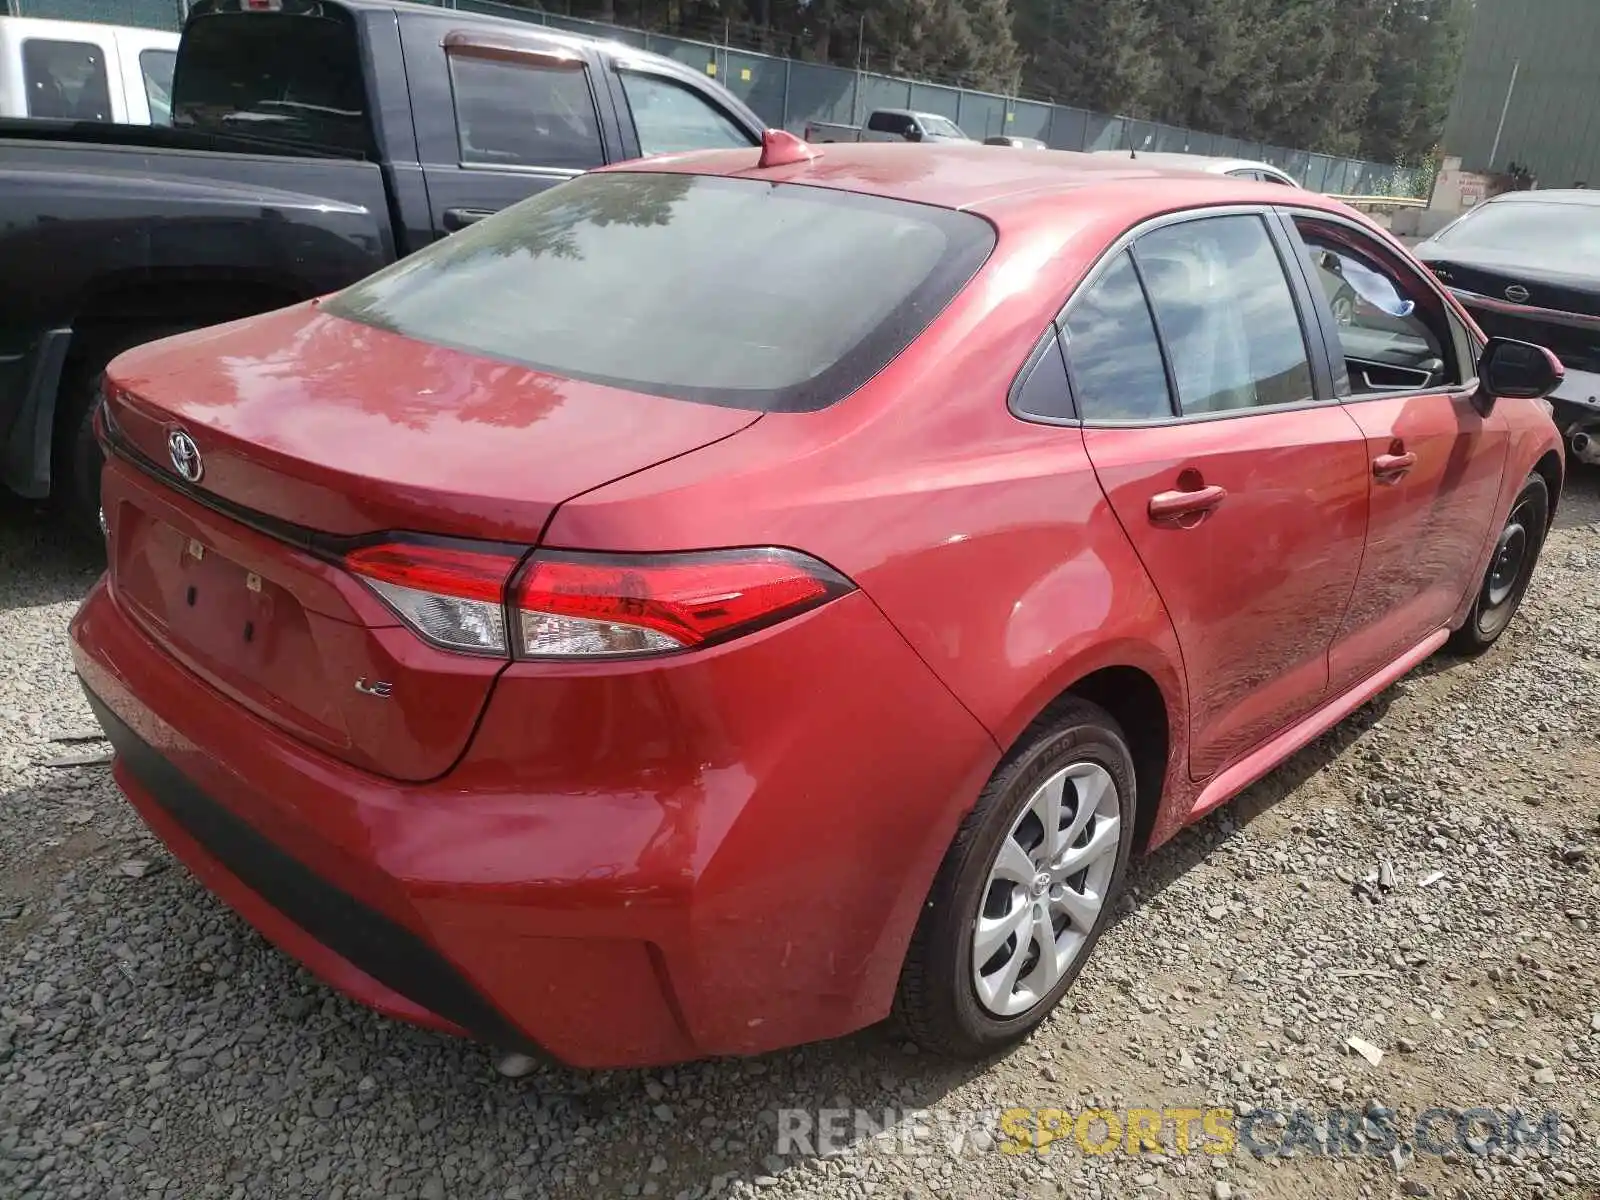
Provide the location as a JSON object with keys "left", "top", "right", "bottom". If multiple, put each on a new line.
{"left": 71, "top": 134, "right": 1565, "bottom": 1068}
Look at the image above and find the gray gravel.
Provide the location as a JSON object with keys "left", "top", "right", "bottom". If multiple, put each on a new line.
{"left": 3, "top": 473, "right": 1600, "bottom": 1200}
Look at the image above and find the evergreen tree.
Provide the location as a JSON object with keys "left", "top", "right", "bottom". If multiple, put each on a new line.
{"left": 1013, "top": 0, "right": 1160, "bottom": 114}
{"left": 526, "top": 0, "right": 1471, "bottom": 163}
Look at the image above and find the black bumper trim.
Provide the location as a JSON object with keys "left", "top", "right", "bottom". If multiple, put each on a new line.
{"left": 82, "top": 683, "right": 538, "bottom": 1056}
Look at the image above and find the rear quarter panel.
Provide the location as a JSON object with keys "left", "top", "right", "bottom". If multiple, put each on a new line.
{"left": 544, "top": 200, "right": 1195, "bottom": 840}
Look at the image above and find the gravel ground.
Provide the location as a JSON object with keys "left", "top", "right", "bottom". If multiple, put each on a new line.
{"left": 3, "top": 471, "right": 1599, "bottom": 1200}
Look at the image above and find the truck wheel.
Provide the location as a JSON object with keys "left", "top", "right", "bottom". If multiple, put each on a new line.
{"left": 53, "top": 326, "right": 197, "bottom": 539}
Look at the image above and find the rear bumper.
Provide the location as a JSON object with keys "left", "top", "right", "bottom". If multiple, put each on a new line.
{"left": 71, "top": 574, "right": 997, "bottom": 1067}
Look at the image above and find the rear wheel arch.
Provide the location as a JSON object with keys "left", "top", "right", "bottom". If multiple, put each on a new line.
{"left": 1060, "top": 666, "right": 1171, "bottom": 854}
{"left": 1532, "top": 449, "right": 1562, "bottom": 528}
{"left": 50, "top": 276, "right": 309, "bottom": 531}
{"left": 995, "top": 661, "right": 1176, "bottom": 856}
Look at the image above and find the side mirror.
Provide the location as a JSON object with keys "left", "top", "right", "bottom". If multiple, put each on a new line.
{"left": 1478, "top": 336, "right": 1564, "bottom": 401}
{"left": 904, "top": 127, "right": 923, "bottom": 143}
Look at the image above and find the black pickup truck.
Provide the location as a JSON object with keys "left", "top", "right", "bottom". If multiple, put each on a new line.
{"left": 0, "top": 0, "right": 765, "bottom": 529}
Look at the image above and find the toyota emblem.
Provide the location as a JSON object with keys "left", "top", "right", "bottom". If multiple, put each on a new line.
{"left": 168, "top": 430, "right": 203, "bottom": 483}
{"left": 1504, "top": 284, "right": 1530, "bottom": 304}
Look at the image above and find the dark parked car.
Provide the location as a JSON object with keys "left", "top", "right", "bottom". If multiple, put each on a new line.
{"left": 73, "top": 141, "right": 1564, "bottom": 1069}
{"left": 0, "top": 0, "right": 763, "bottom": 531}
{"left": 1415, "top": 189, "right": 1600, "bottom": 465}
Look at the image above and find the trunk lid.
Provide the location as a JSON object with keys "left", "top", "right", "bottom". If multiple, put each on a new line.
{"left": 102, "top": 302, "right": 761, "bottom": 781}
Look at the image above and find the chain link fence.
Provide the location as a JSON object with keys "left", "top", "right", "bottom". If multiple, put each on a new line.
{"left": 9, "top": 0, "right": 1434, "bottom": 198}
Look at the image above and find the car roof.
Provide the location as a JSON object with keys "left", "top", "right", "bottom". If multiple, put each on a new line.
{"left": 607, "top": 142, "right": 1344, "bottom": 221}
{"left": 1091, "top": 150, "right": 1288, "bottom": 176}
{"left": 1483, "top": 189, "right": 1600, "bottom": 208}
{"left": 329, "top": 0, "right": 632, "bottom": 57}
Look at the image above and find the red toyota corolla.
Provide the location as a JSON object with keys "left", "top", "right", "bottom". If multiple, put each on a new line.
{"left": 71, "top": 136, "right": 1566, "bottom": 1069}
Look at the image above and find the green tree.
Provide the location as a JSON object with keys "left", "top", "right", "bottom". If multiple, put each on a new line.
{"left": 1013, "top": 0, "right": 1160, "bottom": 114}
{"left": 1361, "top": 0, "right": 1469, "bottom": 163}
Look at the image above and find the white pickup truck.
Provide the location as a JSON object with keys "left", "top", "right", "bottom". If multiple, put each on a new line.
{"left": 805, "top": 107, "right": 973, "bottom": 145}
{"left": 0, "top": 15, "right": 178, "bottom": 125}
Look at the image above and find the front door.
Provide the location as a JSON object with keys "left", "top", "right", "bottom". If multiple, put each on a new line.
{"left": 1065, "top": 213, "right": 1370, "bottom": 780}
{"left": 1283, "top": 214, "right": 1509, "bottom": 692}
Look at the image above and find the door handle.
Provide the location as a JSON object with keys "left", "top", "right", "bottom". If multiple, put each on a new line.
{"left": 443, "top": 207, "right": 495, "bottom": 232}
{"left": 1148, "top": 484, "right": 1228, "bottom": 523}
{"left": 1372, "top": 451, "right": 1417, "bottom": 482}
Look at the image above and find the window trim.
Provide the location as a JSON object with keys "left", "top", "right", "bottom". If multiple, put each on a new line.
{"left": 1024, "top": 204, "right": 1334, "bottom": 429}
{"left": 1275, "top": 206, "right": 1482, "bottom": 406}
{"left": 443, "top": 34, "right": 607, "bottom": 174}
{"left": 1006, "top": 328, "right": 1077, "bottom": 424}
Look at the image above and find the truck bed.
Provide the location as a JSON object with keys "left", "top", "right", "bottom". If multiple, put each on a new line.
{"left": 0, "top": 116, "right": 367, "bottom": 160}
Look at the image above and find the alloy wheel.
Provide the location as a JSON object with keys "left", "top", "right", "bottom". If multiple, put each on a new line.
{"left": 971, "top": 762, "right": 1121, "bottom": 1017}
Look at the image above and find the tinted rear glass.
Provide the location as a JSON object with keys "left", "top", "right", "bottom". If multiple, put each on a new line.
{"left": 22, "top": 39, "right": 112, "bottom": 121}
{"left": 324, "top": 172, "right": 995, "bottom": 412}
{"left": 171, "top": 10, "right": 372, "bottom": 156}
{"left": 1434, "top": 200, "right": 1600, "bottom": 266}
{"left": 140, "top": 48, "right": 175, "bottom": 125}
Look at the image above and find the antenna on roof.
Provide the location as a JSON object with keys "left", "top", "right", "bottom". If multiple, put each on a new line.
{"left": 757, "top": 128, "right": 819, "bottom": 169}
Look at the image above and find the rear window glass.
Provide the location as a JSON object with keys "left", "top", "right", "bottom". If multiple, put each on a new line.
{"left": 171, "top": 11, "right": 372, "bottom": 156}
{"left": 23, "top": 39, "right": 112, "bottom": 122}
{"left": 324, "top": 172, "right": 995, "bottom": 412}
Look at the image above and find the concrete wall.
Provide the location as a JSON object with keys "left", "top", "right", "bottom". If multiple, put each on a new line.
{"left": 1442, "top": 0, "right": 1600, "bottom": 188}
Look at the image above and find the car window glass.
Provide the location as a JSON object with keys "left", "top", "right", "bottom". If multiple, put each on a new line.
{"left": 22, "top": 39, "right": 112, "bottom": 121}
{"left": 325, "top": 172, "right": 994, "bottom": 413}
{"left": 1061, "top": 251, "right": 1173, "bottom": 420}
{"left": 1136, "top": 215, "right": 1314, "bottom": 414}
{"left": 449, "top": 54, "right": 603, "bottom": 170}
{"left": 1431, "top": 200, "right": 1600, "bottom": 267}
{"left": 171, "top": 11, "right": 372, "bottom": 156}
{"left": 920, "top": 114, "right": 967, "bottom": 139}
{"left": 140, "top": 48, "right": 175, "bottom": 125}
{"left": 1292, "top": 216, "right": 1457, "bottom": 390}
{"left": 1012, "top": 334, "right": 1074, "bottom": 421}
{"left": 867, "top": 111, "right": 899, "bottom": 133}
{"left": 618, "top": 72, "right": 754, "bottom": 156}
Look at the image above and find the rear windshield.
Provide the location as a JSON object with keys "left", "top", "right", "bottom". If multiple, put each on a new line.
{"left": 171, "top": 8, "right": 372, "bottom": 156}
{"left": 324, "top": 172, "right": 995, "bottom": 412}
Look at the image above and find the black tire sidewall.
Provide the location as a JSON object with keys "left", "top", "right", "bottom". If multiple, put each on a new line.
{"left": 924, "top": 707, "right": 1137, "bottom": 1053}
{"left": 54, "top": 325, "right": 199, "bottom": 539}
{"left": 1463, "top": 473, "right": 1549, "bottom": 649}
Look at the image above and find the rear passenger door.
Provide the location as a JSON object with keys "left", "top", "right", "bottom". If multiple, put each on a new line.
{"left": 401, "top": 20, "right": 623, "bottom": 242}
{"left": 1065, "top": 211, "right": 1371, "bottom": 782}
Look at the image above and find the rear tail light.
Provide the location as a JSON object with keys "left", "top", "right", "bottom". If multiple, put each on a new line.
{"left": 344, "top": 540, "right": 852, "bottom": 659}
{"left": 344, "top": 540, "right": 523, "bottom": 656}
{"left": 513, "top": 549, "right": 852, "bottom": 658}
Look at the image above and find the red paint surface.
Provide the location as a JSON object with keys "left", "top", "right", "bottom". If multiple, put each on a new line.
{"left": 72, "top": 146, "right": 1565, "bottom": 1065}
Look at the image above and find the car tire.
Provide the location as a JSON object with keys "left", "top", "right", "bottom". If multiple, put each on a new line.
{"left": 52, "top": 326, "right": 197, "bottom": 541}
{"left": 892, "top": 696, "right": 1137, "bottom": 1060}
{"left": 1447, "top": 471, "right": 1550, "bottom": 656}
